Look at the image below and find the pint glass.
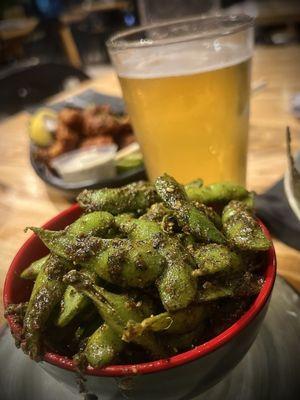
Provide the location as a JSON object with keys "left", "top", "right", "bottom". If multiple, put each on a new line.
{"left": 107, "top": 16, "right": 254, "bottom": 184}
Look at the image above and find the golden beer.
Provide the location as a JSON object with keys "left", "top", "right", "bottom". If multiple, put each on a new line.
{"left": 119, "top": 59, "right": 250, "bottom": 184}
{"left": 108, "top": 16, "right": 254, "bottom": 184}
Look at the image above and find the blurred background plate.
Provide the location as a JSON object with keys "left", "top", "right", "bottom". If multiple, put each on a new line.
{"left": 1, "top": 276, "right": 299, "bottom": 400}
{"left": 29, "top": 90, "right": 147, "bottom": 199}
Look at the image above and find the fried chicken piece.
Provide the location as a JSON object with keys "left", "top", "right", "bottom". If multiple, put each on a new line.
{"left": 56, "top": 122, "right": 79, "bottom": 143}
{"left": 35, "top": 104, "right": 135, "bottom": 164}
{"left": 82, "top": 105, "right": 121, "bottom": 136}
{"left": 36, "top": 141, "right": 65, "bottom": 161}
{"left": 36, "top": 123, "right": 79, "bottom": 162}
{"left": 80, "top": 135, "right": 114, "bottom": 149}
{"left": 84, "top": 114, "right": 120, "bottom": 137}
{"left": 58, "top": 108, "right": 83, "bottom": 131}
{"left": 37, "top": 137, "right": 78, "bottom": 161}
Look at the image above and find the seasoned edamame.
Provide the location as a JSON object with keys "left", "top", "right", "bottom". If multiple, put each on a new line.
{"left": 6, "top": 174, "right": 271, "bottom": 368}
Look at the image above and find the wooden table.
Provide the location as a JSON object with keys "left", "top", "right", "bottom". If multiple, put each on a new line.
{"left": 0, "top": 45, "right": 299, "bottom": 323}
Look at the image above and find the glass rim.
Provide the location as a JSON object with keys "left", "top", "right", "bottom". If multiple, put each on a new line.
{"left": 106, "top": 14, "right": 254, "bottom": 51}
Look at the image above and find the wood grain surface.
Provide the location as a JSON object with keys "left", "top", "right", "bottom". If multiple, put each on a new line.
{"left": 0, "top": 45, "right": 299, "bottom": 324}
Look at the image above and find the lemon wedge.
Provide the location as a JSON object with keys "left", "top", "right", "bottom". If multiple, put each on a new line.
{"left": 29, "top": 108, "right": 58, "bottom": 147}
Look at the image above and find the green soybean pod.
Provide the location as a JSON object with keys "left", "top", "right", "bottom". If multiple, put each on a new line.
{"left": 20, "top": 255, "right": 49, "bottom": 280}
{"left": 56, "top": 286, "right": 89, "bottom": 328}
{"left": 87, "top": 240, "right": 165, "bottom": 288}
{"left": 192, "top": 244, "right": 243, "bottom": 277}
{"left": 184, "top": 179, "right": 204, "bottom": 191}
{"left": 222, "top": 200, "right": 271, "bottom": 251}
{"left": 66, "top": 211, "right": 115, "bottom": 237}
{"left": 77, "top": 181, "right": 159, "bottom": 215}
{"left": 115, "top": 215, "right": 197, "bottom": 310}
{"left": 56, "top": 268, "right": 98, "bottom": 327}
{"left": 123, "top": 304, "right": 206, "bottom": 342}
{"left": 84, "top": 324, "right": 124, "bottom": 368}
{"left": 186, "top": 182, "right": 249, "bottom": 204}
{"left": 197, "top": 272, "right": 263, "bottom": 302}
{"left": 23, "top": 254, "right": 71, "bottom": 360}
{"left": 141, "top": 203, "right": 172, "bottom": 222}
{"left": 155, "top": 174, "right": 225, "bottom": 244}
{"left": 27, "top": 227, "right": 102, "bottom": 263}
{"left": 157, "top": 251, "right": 197, "bottom": 312}
{"left": 63, "top": 270, "right": 166, "bottom": 359}
{"left": 192, "top": 202, "right": 222, "bottom": 230}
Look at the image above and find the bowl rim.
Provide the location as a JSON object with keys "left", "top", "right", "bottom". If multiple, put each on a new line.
{"left": 3, "top": 203, "right": 276, "bottom": 377}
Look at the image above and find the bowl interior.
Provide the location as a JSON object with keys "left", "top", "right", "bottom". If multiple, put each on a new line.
{"left": 4, "top": 204, "right": 276, "bottom": 377}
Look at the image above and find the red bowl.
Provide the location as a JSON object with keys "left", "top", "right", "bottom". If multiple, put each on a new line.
{"left": 3, "top": 204, "right": 276, "bottom": 398}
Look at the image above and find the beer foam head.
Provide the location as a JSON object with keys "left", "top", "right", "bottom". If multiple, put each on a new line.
{"left": 110, "top": 37, "right": 253, "bottom": 79}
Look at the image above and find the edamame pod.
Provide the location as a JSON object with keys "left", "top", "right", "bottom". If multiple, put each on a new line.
{"left": 77, "top": 181, "right": 159, "bottom": 215}
{"left": 185, "top": 179, "right": 203, "bottom": 191}
{"left": 29, "top": 231, "right": 104, "bottom": 328}
{"left": 197, "top": 272, "right": 263, "bottom": 302}
{"left": 191, "top": 244, "right": 243, "bottom": 277}
{"left": 115, "top": 216, "right": 197, "bottom": 311}
{"left": 115, "top": 213, "right": 162, "bottom": 241}
{"left": 155, "top": 174, "right": 226, "bottom": 244}
{"left": 27, "top": 211, "right": 115, "bottom": 263}
{"left": 184, "top": 207, "right": 226, "bottom": 244}
{"left": 192, "top": 202, "right": 222, "bottom": 230}
{"left": 123, "top": 305, "right": 206, "bottom": 341}
{"left": 157, "top": 249, "right": 197, "bottom": 312}
{"left": 240, "top": 192, "right": 255, "bottom": 209}
{"left": 186, "top": 182, "right": 249, "bottom": 204}
{"left": 141, "top": 203, "right": 171, "bottom": 222}
{"left": 222, "top": 201, "right": 271, "bottom": 251}
{"left": 56, "top": 286, "right": 88, "bottom": 328}
{"left": 84, "top": 323, "right": 124, "bottom": 368}
{"left": 66, "top": 211, "right": 115, "bottom": 237}
{"left": 56, "top": 268, "right": 99, "bottom": 327}
{"left": 23, "top": 254, "right": 72, "bottom": 360}
{"left": 20, "top": 255, "right": 49, "bottom": 280}
{"left": 28, "top": 227, "right": 102, "bottom": 263}
{"left": 88, "top": 240, "right": 165, "bottom": 288}
{"left": 63, "top": 270, "right": 166, "bottom": 359}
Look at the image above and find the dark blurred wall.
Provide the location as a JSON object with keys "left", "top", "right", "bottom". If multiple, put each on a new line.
{"left": 221, "top": 0, "right": 244, "bottom": 7}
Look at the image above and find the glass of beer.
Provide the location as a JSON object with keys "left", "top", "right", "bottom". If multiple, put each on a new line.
{"left": 107, "top": 15, "right": 254, "bottom": 184}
